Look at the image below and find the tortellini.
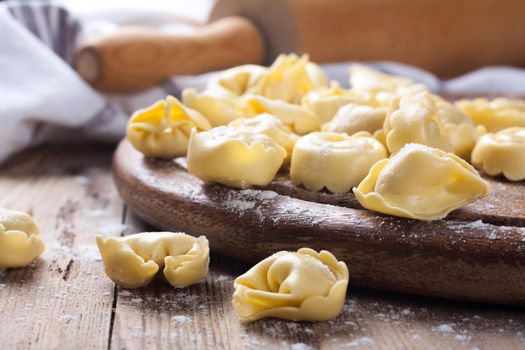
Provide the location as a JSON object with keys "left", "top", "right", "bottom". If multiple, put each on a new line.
{"left": 455, "top": 98, "right": 525, "bottom": 132}
{"left": 242, "top": 94, "right": 320, "bottom": 135}
{"left": 290, "top": 131, "right": 387, "bottom": 193}
{"left": 301, "top": 82, "right": 369, "bottom": 124}
{"left": 182, "top": 88, "right": 244, "bottom": 127}
{"left": 232, "top": 248, "right": 349, "bottom": 323}
{"left": 471, "top": 127, "right": 525, "bottom": 181}
{"left": 206, "top": 64, "right": 266, "bottom": 98}
{"left": 96, "top": 232, "right": 209, "bottom": 289}
{"left": 383, "top": 91, "right": 453, "bottom": 154}
{"left": 229, "top": 113, "right": 299, "bottom": 159}
{"left": 0, "top": 208, "right": 45, "bottom": 271}
{"left": 187, "top": 126, "right": 286, "bottom": 189}
{"left": 323, "top": 103, "right": 387, "bottom": 136}
{"left": 247, "top": 54, "right": 328, "bottom": 103}
{"left": 127, "top": 96, "right": 211, "bottom": 158}
{"left": 353, "top": 143, "right": 492, "bottom": 220}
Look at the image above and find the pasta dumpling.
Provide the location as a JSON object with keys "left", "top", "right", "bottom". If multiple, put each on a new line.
{"left": 0, "top": 208, "right": 45, "bottom": 271}
{"left": 455, "top": 98, "right": 525, "bottom": 132}
{"left": 353, "top": 143, "right": 492, "bottom": 220}
{"left": 290, "top": 131, "right": 387, "bottom": 193}
{"left": 229, "top": 113, "right": 299, "bottom": 159}
{"left": 127, "top": 96, "right": 211, "bottom": 158}
{"left": 206, "top": 64, "right": 266, "bottom": 98}
{"left": 323, "top": 103, "right": 387, "bottom": 136}
{"left": 301, "top": 82, "right": 370, "bottom": 124}
{"left": 242, "top": 95, "right": 320, "bottom": 135}
{"left": 182, "top": 88, "right": 243, "bottom": 127}
{"left": 383, "top": 91, "right": 453, "bottom": 154}
{"left": 96, "top": 232, "right": 209, "bottom": 289}
{"left": 247, "top": 54, "right": 328, "bottom": 103}
{"left": 471, "top": 127, "right": 525, "bottom": 181}
{"left": 187, "top": 126, "right": 287, "bottom": 189}
{"left": 232, "top": 248, "right": 349, "bottom": 323}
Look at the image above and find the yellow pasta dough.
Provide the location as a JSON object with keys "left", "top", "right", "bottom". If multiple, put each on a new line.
{"left": 301, "top": 82, "right": 369, "bottom": 124}
{"left": 232, "top": 248, "right": 349, "bottom": 323}
{"left": 353, "top": 143, "right": 492, "bottom": 220}
{"left": 206, "top": 64, "right": 266, "bottom": 98}
{"left": 182, "top": 88, "right": 244, "bottom": 127}
{"left": 383, "top": 91, "right": 453, "bottom": 154}
{"left": 323, "top": 103, "right": 387, "bottom": 136}
{"left": 0, "top": 208, "right": 45, "bottom": 271}
{"left": 96, "top": 232, "right": 209, "bottom": 289}
{"left": 455, "top": 98, "right": 525, "bottom": 132}
{"left": 290, "top": 131, "right": 387, "bottom": 193}
{"left": 247, "top": 54, "right": 328, "bottom": 103}
{"left": 242, "top": 94, "right": 320, "bottom": 135}
{"left": 229, "top": 113, "right": 299, "bottom": 159}
{"left": 187, "top": 126, "right": 287, "bottom": 189}
{"left": 471, "top": 127, "right": 525, "bottom": 181}
{"left": 127, "top": 96, "right": 211, "bottom": 158}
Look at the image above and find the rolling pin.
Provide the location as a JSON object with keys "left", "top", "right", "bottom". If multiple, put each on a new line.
{"left": 76, "top": 0, "right": 525, "bottom": 92}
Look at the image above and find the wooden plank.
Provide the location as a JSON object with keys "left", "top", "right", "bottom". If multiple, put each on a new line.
{"left": 0, "top": 144, "right": 123, "bottom": 350}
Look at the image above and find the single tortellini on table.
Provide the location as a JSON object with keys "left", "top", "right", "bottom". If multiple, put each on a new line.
{"left": 301, "top": 81, "right": 371, "bottom": 124}
{"left": 383, "top": 91, "right": 453, "bottom": 154}
{"left": 471, "top": 127, "right": 525, "bottom": 181}
{"left": 228, "top": 113, "right": 299, "bottom": 159}
{"left": 353, "top": 143, "right": 492, "bottom": 220}
{"left": 434, "top": 95, "right": 485, "bottom": 160}
{"left": 127, "top": 96, "right": 211, "bottom": 158}
{"left": 206, "top": 64, "right": 267, "bottom": 98}
{"left": 187, "top": 126, "right": 287, "bottom": 189}
{"left": 455, "top": 97, "right": 525, "bottom": 132}
{"left": 182, "top": 88, "right": 244, "bottom": 127}
{"left": 232, "top": 248, "right": 349, "bottom": 323}
{"left": 0, "top": 208, "right": 45, "bottom": 271}
{"left": 242, "top": 94, "right": 320, "bottom": 135}
{"left": 290, "top": 131, "right": 387, "bottom": 193}
{"left": 96, "top": 232, "right": 209, "bottom": 289}
{"left": 247, "top": 53, "right": 328, "bottom": 103}
{"left": 323, "top": 103, "right": 387, "bottom": 136}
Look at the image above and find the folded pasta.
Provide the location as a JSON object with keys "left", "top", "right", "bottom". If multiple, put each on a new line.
{"left": 471, "top": 127, "right": 525, "bottom": 181}
{"left": 0, "top": 208, "right": 45, "bottom": 271}
{"left": 455, "top": 97, "right": 525, "bottom": 132}
{"left": 232, "top": 248, "right": 349, "bottom": 323}
{"left": 187, "top": 126, "right": 287, "bottom": 189}
{"left": 323, "top": 103, "right": 387, "bottom": 136}
{"left": 206, "top": 64, "right": 266, "bottom": 98}
{"left": 126, "top": 96, "right": 211, "bottom": 158}
{"left": 182, "top": 88, "right": 244, "bottom": 127}
{"left": 353, "top": 144, "right": 491, "bottom": 220}
{"left": 96, "top": 232, "right": 209, "bottom": 289}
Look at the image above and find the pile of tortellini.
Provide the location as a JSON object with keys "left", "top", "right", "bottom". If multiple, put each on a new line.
{"left": 127, "top": 54, "right": 525, "bottom": 221}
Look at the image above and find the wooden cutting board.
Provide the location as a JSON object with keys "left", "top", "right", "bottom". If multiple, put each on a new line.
{"left": 112, "top": 139, "right": 525, "bottom": 306}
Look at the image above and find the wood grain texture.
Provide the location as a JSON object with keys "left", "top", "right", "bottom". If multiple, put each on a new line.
{"left": 0, "top": 144, "right": 524, "bottom": 349}
{"left": 113, "top": 140, "right": 525, "bottom": 305}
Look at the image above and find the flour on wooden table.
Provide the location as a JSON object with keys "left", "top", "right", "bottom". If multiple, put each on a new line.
{"left": 223, "top": 189, "right": 278, "bottom": 213}
{"left": 171, "top": 315, "right": 192, "bottom": 325}
{"left": 348, "top": 337, "right": 375, "bottom": 347}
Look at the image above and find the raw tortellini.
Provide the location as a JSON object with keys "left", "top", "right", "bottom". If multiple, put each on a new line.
{"left": 290, "top": 131, "right": 387, "bottom": 193}
{"left": 229, "top": 113, "right": 299, "bottom": 159}
{"left": 96, "top": 232, "right": 209, "bottom": 289}
{"left": 232, "top": 248, "right": 349, "bottom": 323}
{"left": 0, "top": 208, "right": 45, "bottom": 271}
{"left": 182, "top": 88, "right": 243, "bottom": 127}
{"left": 126, "top": 96, "right": 211, "bottom": 158}
{"left": 242, "top": 94, "right": 320, "bottom": 135}
{"left": 323, "top": 103, "right": 387, "bottom": 136}
{"left": 383, "top": 91, "right": 453, "bottom": 154}
{"left": 471, "top": 127, "right": 525, "bottom": 181}
{"left": 187, "top": 126, "right": 287, "bottom": 189}
{"left": 455, "top": 98, "right": 525, "bottom": 132}
{"left": 353, "top": 143, "right": 492, "bottom": 220}
{"left": 206, "top": 64, "right": 266, "bottom": 98}
{"left": 247, "top": 54, "right": 328, "bottom": 103}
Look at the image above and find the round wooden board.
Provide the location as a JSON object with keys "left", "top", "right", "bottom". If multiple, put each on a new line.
{"left": 113, "top": 139, "right": 525, "bottom": 305}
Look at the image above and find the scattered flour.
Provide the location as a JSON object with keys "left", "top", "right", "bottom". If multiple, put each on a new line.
{"left": 290, "top": 343, "right": 312, "bottom": 350}
{"left": 222, "top": 189, "right": 278, "bottom": 213}
{"left": 171, "top": 315, "right": 192, "bottom": 325}
{"left": 348, "top": 337, "right": 375, "bottom": 347}
{"left": 434, "top": 323, "right": 455, "bottom": 334}
{"left": 0, "top": 283, "right": 6, "bottom": 290}
{"left": 119, "top": 290, "right": 132, "bottom": 297}
{"left": 411, "top": 334, "right": 422, "bottom": 341}
{"left": 57, "top": 314, "right": 76, "bottom": 323}
{"left": 130, "top": 298, "right": 143, "bottom": 304}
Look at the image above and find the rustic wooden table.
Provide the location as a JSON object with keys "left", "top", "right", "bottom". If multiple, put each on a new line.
{"left": 0, "top": 144, "right": 524, "bottom": 350}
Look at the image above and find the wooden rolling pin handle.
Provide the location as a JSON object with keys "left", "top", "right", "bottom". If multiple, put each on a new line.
{"left": 75, "top": 16, "right": 264, "bottom": 92}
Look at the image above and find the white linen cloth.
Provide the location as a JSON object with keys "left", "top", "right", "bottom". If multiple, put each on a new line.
{"left": 1, "top": 1, "right": 525, "bottom": 164}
